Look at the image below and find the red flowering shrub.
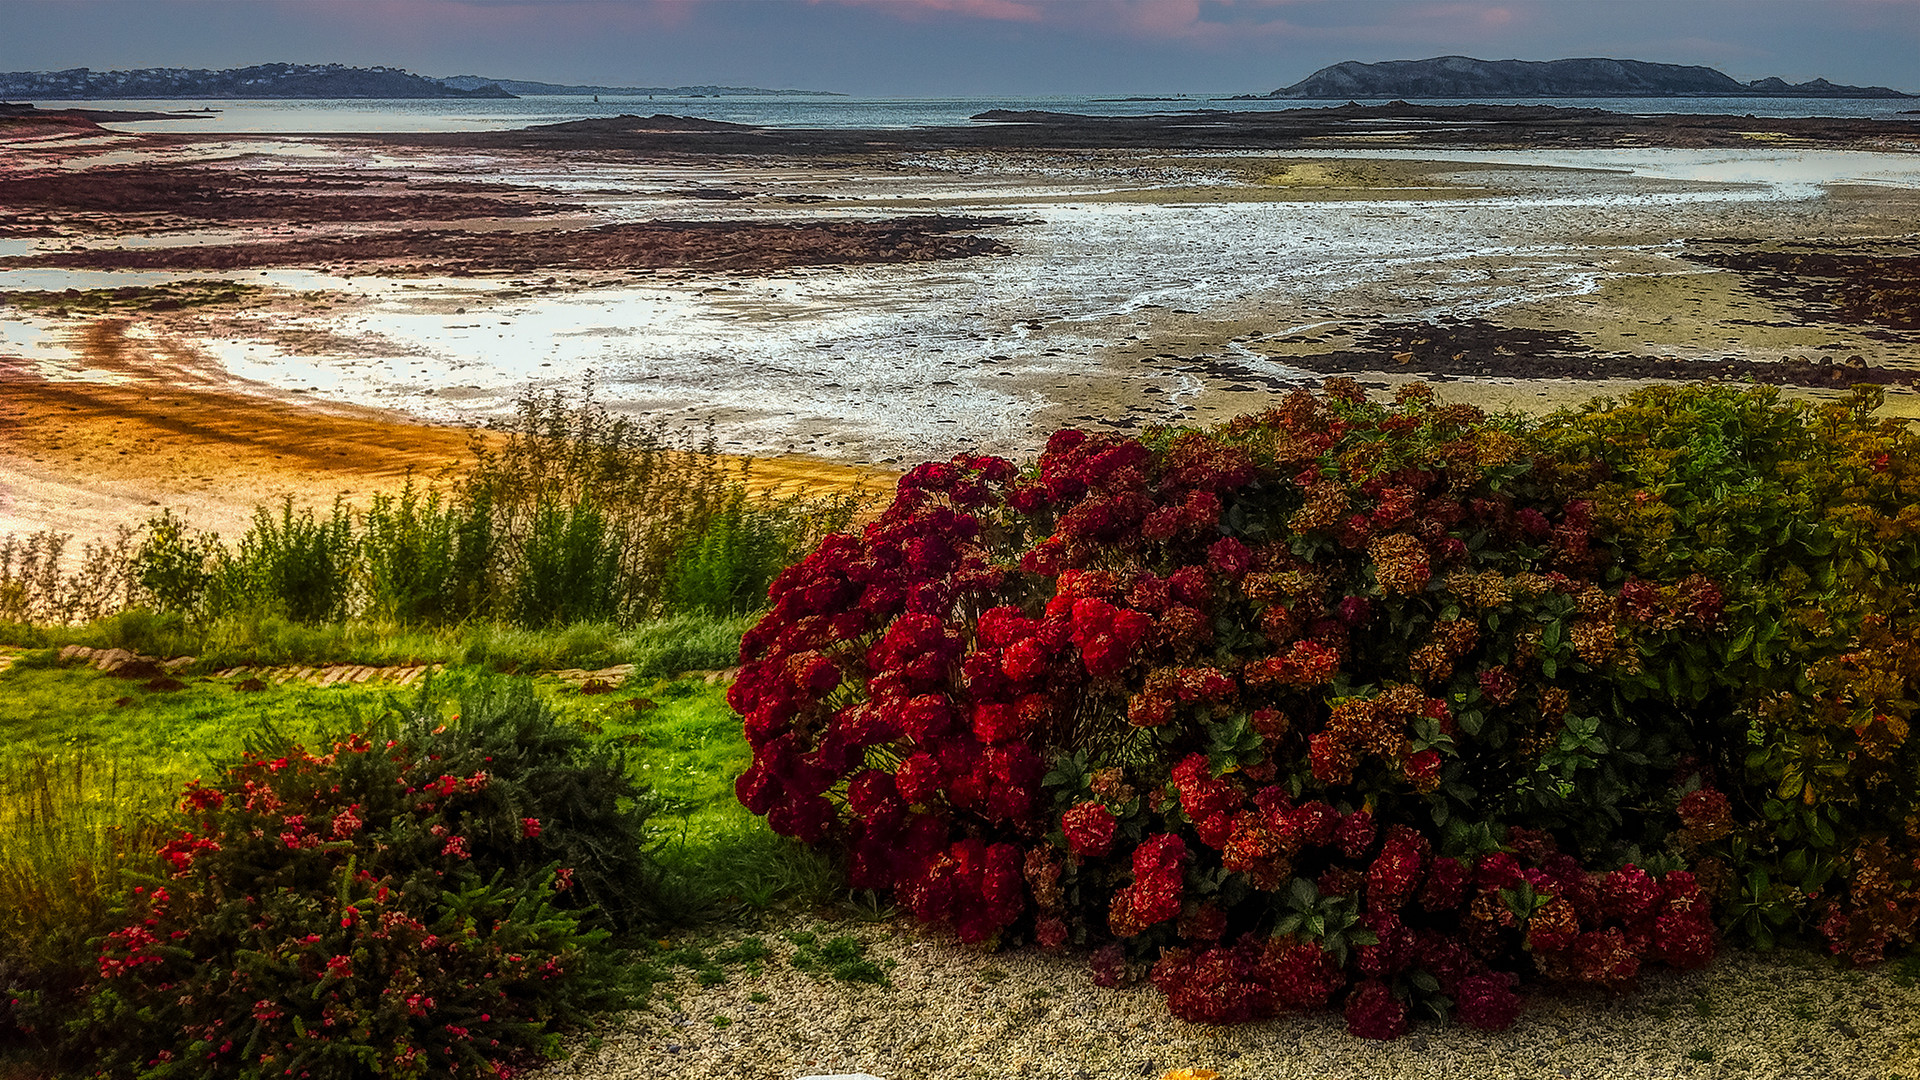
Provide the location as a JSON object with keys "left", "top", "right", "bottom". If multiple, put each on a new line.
{"left": 69, "top": 683, "right": 646, "bottom": 1078}
{"left": 733, "top": 380, "right": 1912, "bottom": 1039}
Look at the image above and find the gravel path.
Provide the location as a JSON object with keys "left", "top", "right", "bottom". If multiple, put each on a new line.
{"left": 530, "top": 916, "right": 1920, "bottom": 1080}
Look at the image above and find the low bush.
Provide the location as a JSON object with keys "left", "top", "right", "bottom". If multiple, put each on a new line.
{"left": 729, "top": 380, "right": 1918, "bottom": 1038}
{"left": 1533, "top": 384, "right": 1920, "bottom": 959}
{"left": 0, "top": 528, "right": 140, "bottom": 626}
{"left": 16, "top": 681, "right": 657, "bottom": 1078}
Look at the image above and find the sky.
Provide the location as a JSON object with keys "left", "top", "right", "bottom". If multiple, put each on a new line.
{"left": 2, "top": 0, "right": 1916, "bottom": 97}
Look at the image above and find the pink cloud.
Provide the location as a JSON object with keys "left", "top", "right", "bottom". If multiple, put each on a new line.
{"left": 820, "top": 0, "right": 1047, "bottom": 23}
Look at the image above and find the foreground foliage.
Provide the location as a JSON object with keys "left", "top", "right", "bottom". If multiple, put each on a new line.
{"left": 11, "top": 682, "right": 655, "bottom": 1078}
{"left": 730, "top": 381, "right": 1920, "bottom": 1037}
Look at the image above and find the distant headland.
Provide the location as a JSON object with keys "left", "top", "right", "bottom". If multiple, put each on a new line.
{"left": 0, "top": 64, "right": 515, "bottom": 100}
{"left": 1256, "top": 56, "right": 1914, "bottom": 99}
{"left": 0, "top": 64, "right": 842, "bottom": 101}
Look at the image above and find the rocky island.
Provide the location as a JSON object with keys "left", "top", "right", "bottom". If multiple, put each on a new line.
{"left": 1259, "top": 55, "right": 1914, "bottom": 99}
{"left": 0, "top": 63, "right": 514, "bottom": 99}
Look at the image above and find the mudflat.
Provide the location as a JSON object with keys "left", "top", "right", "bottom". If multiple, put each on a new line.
{"left": 4, "top": 103, "right": 1919, "bottom": 547}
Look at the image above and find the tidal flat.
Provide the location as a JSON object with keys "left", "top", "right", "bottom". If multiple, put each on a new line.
{"left": 3, "top": 105, "right": 1919, "bottom": 547}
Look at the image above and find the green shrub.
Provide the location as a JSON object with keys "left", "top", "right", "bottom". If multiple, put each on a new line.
{"left": 1533, "top": 384, "right": 1920, "bottom": 957}
{"left": 663, "top": 491, "right": 805, "bottom": 615}
{"left": 213, "top": 498, "right": 356, "bottom": 623}
{"left": 0, "top": 753, "right": 170, "bottom": 1053}
{"left": 54, "top": 681, "right": 655, "bottom": 1077}
{"left": 0, "top": 529, "right": 139, "bottom": 626}
{"left": 131, "top": 509, "right": 218, "bottom": 615}
{"left": 511, "top": 500, "right": 621, "bottom": 627}
{"left": 623, "top": 613, "right": 755, "bottom": 680}
{"left": 359, "top": 478, "right": 462, "bottom": 625}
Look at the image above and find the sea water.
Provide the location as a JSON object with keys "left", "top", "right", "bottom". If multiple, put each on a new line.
{"left": 28, "top": 93, "right": 1920, "bottom": 135}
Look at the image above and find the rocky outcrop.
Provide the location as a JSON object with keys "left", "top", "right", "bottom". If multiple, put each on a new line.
{"left": 1266, "top": 56, "right": 1913, "bottom": 99}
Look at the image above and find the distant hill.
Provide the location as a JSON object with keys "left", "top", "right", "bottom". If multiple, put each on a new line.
{"left": 439, "top": 75, "right": 841, "bottom": 97}
{"left": 1264, "top": 57, "right": 1914, "bottom": 99}
{"left": 0, "top": 64, "right": 513, "bottom": 99}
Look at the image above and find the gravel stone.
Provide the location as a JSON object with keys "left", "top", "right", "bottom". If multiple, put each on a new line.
{"left": 528, "top": 917, "right": 1920, "bottom": 1080}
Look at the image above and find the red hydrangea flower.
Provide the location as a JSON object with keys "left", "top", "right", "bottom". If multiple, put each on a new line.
{"left": 1002, "top": 638, "right": 1052, "bottom": 684}
{"left": 1335, "top": 809, "right": 1376, "bottom": 860}
{"left": 1420, "top": 856, "right": 1469, "bottom": 911}
{"left": 894, "top": 752, "right": 942, "bottom": 805}
{"left": 1454, "top": 972, "right": 1523, "bottom": 1031}
{"left": 1477, "top": 665, "right": 1519, "bottom": 706}
{"left": 1035, "top": 916, "right": 1069, "bottom": 949}
{"left": 1286, "top": 801, "right": 1342, "bottom": 851}
{"left": 1568, "top": 926, "right": 1641, "bottom": 989}
{"left": 1152, "top": 941, "right": 1277, "bottom": 1024}
{"left": 1676, "top": 787, "right": 1734, "bottom": 841}
{"left": 1601, "top": 864, "right": 1663, "bottom": 922}
{"left": 1263, "top": 937, "right": 1346, "bottom": 1009}
{"left": 1207, "top": 537, "right": 1254, "bottom": 578}
{"left": 1062, "top": 801, "right": 1116, "bottom": 857}
{"left": 1366, "top": 826, "right": 1429, "bottom": 911}
{"left": 1172, "top": 754, "right": 1242, "bottom": 824}
{"left": 1344, "top": 979, "right": 1409, "bottom": 1040}
{"left": 1401, "top": 748, "right": 1442, "bottom": 793}
{"left": 1111, "top": 834, "right": 1187, "bottom": 936}
{"left": 1070, "top": 598, "right": 1153, "bottom": 679}
{"left": 1651, "top": 910, "right": 1716, "bottom": 969}
{"left": 1307, "top": 733, "right": 1356, "bottom": 785}
{"left": 1475, "top": 852, "right": 1525, "bottom": 892}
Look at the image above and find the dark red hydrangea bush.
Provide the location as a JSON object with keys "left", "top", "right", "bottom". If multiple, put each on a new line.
{"left": 64, "top": 684, "right": 647, "bottom": 1079}
{"left": 732, "top": 380, "right": 1727, "bottom": 1038}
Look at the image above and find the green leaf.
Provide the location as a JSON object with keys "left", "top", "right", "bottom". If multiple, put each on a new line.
{"left": 1727, "top": 624, "right": 1755, "bottom": 660}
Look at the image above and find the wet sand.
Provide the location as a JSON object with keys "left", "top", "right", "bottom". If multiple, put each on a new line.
{"left": 0, "top": 325, "right": 894, "bottom": 548}
{"left": 4, "top": 105, "right": 1920, "bottom": 548}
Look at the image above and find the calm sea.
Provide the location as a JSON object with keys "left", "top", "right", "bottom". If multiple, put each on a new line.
{"left": 35, "top": 93, "right": 1920, "bottom": 135}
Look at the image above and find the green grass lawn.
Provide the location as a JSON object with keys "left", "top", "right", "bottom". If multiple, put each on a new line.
{"left": 0, "top": 646, "right": 831, "bottom": 938}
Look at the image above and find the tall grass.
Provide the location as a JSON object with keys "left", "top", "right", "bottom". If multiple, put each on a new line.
{"left": 460, "top": 386, "right": 862, "bottom": 625}
{"left": 0, "top": 384, "right": 866, "bottom": 632}
{"left": 0, "top": 753, "right": 170, "bottom": 1037}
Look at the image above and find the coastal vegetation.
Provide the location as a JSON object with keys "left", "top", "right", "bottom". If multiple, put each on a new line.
{"left": 2, "top": 380, "right": 1917, "bottom": 1073}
